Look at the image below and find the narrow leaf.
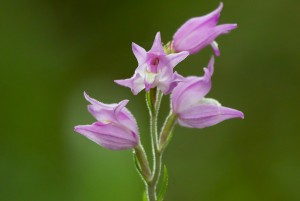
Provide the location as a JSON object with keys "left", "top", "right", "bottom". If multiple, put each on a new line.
{"left": 157, "top": 165, "right": 169, "bottom": 201}
{"left": 133, "top": 153, "right": 143, "bottom": 177}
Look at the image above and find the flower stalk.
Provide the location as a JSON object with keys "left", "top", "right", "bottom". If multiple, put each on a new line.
{"left": 145, "top": 89, "right": 163, "bottom": 201}
{"left": 146, "top": 92, "right": 177, "bottom": 201}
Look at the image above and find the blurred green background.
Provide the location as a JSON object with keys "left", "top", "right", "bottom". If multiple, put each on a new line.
{"left": 1, "top": 0, "right": 299, "bottom": 200}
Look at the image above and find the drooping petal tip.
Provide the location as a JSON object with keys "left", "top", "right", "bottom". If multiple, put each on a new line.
{"left": 211, "top": 41, "right": 220, "bottom": 56}
{"left": 236, "top": 110, "right": 244, "bottom": 119}
{"left": 207, "top": 56, "right": 215, "bottom": 75}
{"left": 84, "top": 91, "right": 97, "bottom": 105}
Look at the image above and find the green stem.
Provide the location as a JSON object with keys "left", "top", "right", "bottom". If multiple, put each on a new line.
{"left": 147, "top": 183, "right": 156, "bottom": 201}
{"left": 145, "top": 89, "right": 163, "bottom": 201}
{"left": 147, "top": 112, "right": 176, "bottom": 201}
{"left": 148, "top": 149, "right": 163, "bottom": 200}
{"left": 146, "top": 113, "right": 177, "bottom": 201}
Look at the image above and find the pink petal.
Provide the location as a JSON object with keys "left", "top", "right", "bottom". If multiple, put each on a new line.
{"left": 166, "top": 51, "right": 189, "bottom": 68}
{"left": 115, "top": 73, "right": 145, "bottom": 95}
{"left": 193, "top": 23, "right": 237, "bottom": 54}
{"left": 178, "top": 98, "right": 244, "bottom": 128}
{"left": 172, "top": 57, "right": 214, "bottom": 113}
{"left": 84, "top": 92, "right": 117, "bottom": 122}
{"left": 74, "top": 123, "right": 138, "bottom": 150}
{"left": 114, "top": 100, "right": 129, "bottom": 118}
{"left": 132, "top": 42, "right": 147, "bottom": 65}
{"left": 173, "top": 2, "right": 223, "bottom": 43}
{"left": 149, "top": 32, "right": 165, "bottom": 54}
{"left": 172, "top": 3, "right": 238, "bottom": 55}
{"left": 83, "top": 93, "right": 138, "bottom": 135}
{"left": 116, "top": 107, "right": 139, "bottom": 135}
{"left": 159, "top": 71, "right": 185, "bottom": 94}
{"left": 84, "top": 91, "right": 117, "bottom": 109}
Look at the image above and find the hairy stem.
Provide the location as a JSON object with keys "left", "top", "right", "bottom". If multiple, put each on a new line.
{"left": 147, "top": 112, "right": 177, "bottom": 201}
{"left": 146, "top": 89, "right": 163, "bottom": 200}
{"left": 148, "top": 149, "right": 163, "bottom": 201}
{"left": 146, "top": 113, "right": 177, "bottom": 201}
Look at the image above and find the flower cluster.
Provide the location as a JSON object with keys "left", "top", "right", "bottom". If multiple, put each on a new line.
{"left": 75, "top": 3, "right": 243, "bottom": 150}
{"left": 74, "top": 3, "right": 243, "bottom": 201}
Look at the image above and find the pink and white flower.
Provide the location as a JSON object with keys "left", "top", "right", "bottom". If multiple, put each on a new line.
{"left": 74, "top": 92, "right": 139, "bottom": 150}
{"left": 173, "top": 3, "right": 237, "bottom": 56}
{"left": 115, "top": 32, "right": 189, "bottom": 95}
{"left": 171, "top": 57, "right": 244, "bottom": 128}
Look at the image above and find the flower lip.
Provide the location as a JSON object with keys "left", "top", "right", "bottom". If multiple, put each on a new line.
{"left": 148, "top": 57, "right": 160, "bottom": 73}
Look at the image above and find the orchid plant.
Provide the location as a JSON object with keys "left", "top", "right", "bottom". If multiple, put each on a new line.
{"left": 74, "top": 3, "right": 244, "bottom": 201}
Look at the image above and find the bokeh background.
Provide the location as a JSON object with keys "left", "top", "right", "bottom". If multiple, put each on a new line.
{"left": 1, "top": 0, "right": 300, "bottom": 200}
